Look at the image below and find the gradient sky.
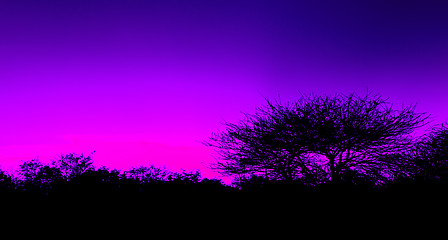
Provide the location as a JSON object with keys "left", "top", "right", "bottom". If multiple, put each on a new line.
{"left": 1, "top": 0, "right": 448, "bottom": 179}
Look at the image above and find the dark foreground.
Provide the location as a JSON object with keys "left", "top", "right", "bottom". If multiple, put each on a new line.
{"left": 3, "top": 181, "right": 448, "bottom": 212}
{"left": 2, "top": 182, "right": 447, "bottom": 235}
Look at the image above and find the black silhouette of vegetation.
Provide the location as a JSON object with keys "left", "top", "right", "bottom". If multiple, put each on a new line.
{"left": 1, "top": 91, "right": 448, "bottom": 208}
{"left": 205, "top": 91, "right": 429, "bottom": 190}
{"left": 2, "top": 152, "right": 231, "bottom": 202}
{"left": 412, "top": 124, "right": 448, "bottom": 183}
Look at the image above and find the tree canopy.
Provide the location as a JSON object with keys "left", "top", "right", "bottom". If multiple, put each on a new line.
{"left": 205, "top": 91, "right": 429, "bottom": 185}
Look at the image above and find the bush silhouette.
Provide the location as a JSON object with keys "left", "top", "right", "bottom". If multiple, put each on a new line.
{"left": 413, "top": 124, "right": 448, "bottom": 183}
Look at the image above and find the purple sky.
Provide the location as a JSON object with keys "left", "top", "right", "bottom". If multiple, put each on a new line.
{"left": 1, "top": 0, "right": 448, "bottom": 179}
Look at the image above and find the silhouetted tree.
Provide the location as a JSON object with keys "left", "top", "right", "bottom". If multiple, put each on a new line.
{"left": 35, "top": 165, "right": 64, "bottom": 188}
{"left": 0, "top": 170, "right": 15, "bottom": 193}
{"left": 92, "top": 166, "right": 122, "bottom": 184}
{"left": 294, "top": 91, "right": 428, "bottom": 184}
{"left": 18, "top": 158, "right": 44, "bottom": 184}
{"left": 58, "top": 166, "right": 122, "bottom": 196}
{"left": 206, "top": 91, "right": 429, "bottom": 186}
{"left": 125, "top": 165, "right": 170, "bottom": 183}
{"left": 17, "top": 158, "right": 64, "bottom": 194}
{"left": 168, "top": 169, "right": 201, "bottom": 184}
{"left": 52, "top": 153, "right": 95, "bottom": 180}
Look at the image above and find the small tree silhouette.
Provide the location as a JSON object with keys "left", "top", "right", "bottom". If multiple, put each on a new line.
{"left": 0, "top": 170, "right": 15, "bottom": 193}
{"left": 168, "top": 169, "right": 201, "bottom": 184}
{"left": 18, "top": 158, "right": 43, "bottom": 184}
{"left": 411, "top": 123, "right": 448, "bottom": 183}
{"left": 52, "top": 153, "right": 95, "bottom": 180}
{"left": 17, "top": 158, "right": 64, "bottom": 194}
{"left": 125, "top": 165, "right": 170, "bottom": 183}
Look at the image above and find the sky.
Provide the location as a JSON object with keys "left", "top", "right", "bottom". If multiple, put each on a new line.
{"left": 1, "top": 0, "right": 448, "bottom": 180}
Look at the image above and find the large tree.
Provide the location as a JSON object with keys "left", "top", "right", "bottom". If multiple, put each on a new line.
{"left": 293, "top": 92, "right": 429, "bottom": 184}
{"left": 205, "top": 91, "right": 429, "bottom": 185}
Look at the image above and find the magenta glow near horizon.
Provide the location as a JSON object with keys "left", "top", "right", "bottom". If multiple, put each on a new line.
{"left": 1, "top": 0, "right": 448, "bottom": 180}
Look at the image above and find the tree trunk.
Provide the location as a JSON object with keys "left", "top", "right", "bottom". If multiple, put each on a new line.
{"left": 329, "top": 156, "right": 336, "bottom": 183}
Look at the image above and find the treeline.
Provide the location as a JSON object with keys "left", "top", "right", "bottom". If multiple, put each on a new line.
{"left": 0, "top": 153, "right": 234, "bottom": 200}
{"left": 1, "top": 133, "right": 448, "bottom": 200}
{"left": 2, "top": 91, "right": 448, "bottom": 202}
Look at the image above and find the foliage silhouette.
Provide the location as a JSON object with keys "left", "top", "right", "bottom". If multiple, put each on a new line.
{"left": 52, "top": 152, "right": 95, "bottom": 180}
{"left": 125, "top": 165, "right": 170, "bottom": 183}
{"left": 205, "top": 91, "right": 429, "bottom": 187}
{"left": 413, "top": 124, "right": 448, "bottom": 183}
{"left": 2, "top": 91, "right": 448, "bottom": 206}
{"left": 388, "top": 123, "right": 448, "bottom": 194}
{"left": 5, "top": 152, "right": 232, "bottom": 201}
{"left": 0, "top": 170, "right": 15, "bottom": 194}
